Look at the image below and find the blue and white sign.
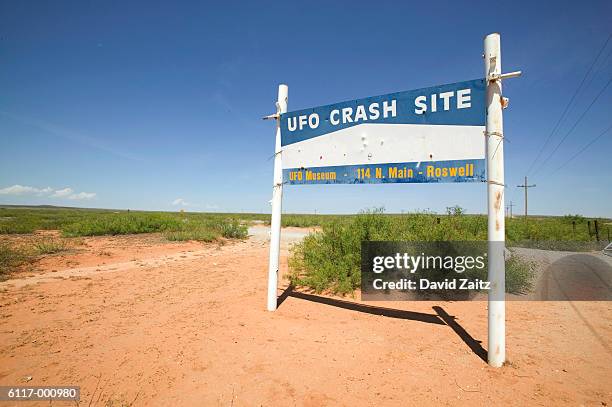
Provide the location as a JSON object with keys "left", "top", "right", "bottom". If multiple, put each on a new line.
{"left": 281, "top": 79, "right": 486, "bottom": 185}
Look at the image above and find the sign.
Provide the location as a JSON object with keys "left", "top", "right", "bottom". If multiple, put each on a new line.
{"left": 269, "top": 33, "right": 519, "bottom": 368}
{"left": 281, "top": 79, "right": 486, "bottom": 185}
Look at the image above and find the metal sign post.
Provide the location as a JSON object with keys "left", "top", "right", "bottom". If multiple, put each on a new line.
{"left": 485, "top": 33, "right": 519, "bottom": 367}
{"left": 267, "top": 84, "right": 288, "bottom": 312}
{"left": 484, "top": 33, "right": 506, "bottom": 367}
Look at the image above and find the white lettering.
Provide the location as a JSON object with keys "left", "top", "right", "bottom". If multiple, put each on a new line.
{"left": 288, "top": 117, "right": 297, "bottom": 131}
{"left": 342, "top": 107, "right": 353, "bottom": 123}
{"left": 439, "top": 91, "right": 454, "bottom": 111}
{"left": 457, "top": 88, "right": 471, "bottom": 109}
{"left": 415, "top": 89, "right": 473, "bottom": 115}
{"left": 308, "top": 113, "right": 319, "bottom": 129}
{"left": 330, "top": 110, "right": 340, "bottom": 125}
{"left": 299, "top": 115, "right": 308, "bottom": 130}
{"left": 368, "top": 103, "right": 380, "bottom": 120}
{"left": 414, "top": 96, "right": 427, "bottom": 115}
{"left": 373, "top": 256, "right": 384, "bottom": 273}
{"left": 382, "top": 100, "right": 396, "bottom": 118}
{"left": 354, "top": 105, "right": 368, "bottom": 122}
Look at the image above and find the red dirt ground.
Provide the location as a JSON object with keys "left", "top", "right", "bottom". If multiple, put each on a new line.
{"left": 0, "top": 229, "right": 610, "bottom": 406}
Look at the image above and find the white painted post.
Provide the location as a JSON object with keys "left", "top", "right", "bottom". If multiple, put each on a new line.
{"left": 267, "top": 84, "right": 288, "bottom": 311}
{"left": 484, "top": 33, "right": 505, "bottom": 367}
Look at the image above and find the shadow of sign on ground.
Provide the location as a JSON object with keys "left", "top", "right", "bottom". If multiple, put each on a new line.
{"left": 277, "top": 285, "right": 488, "bottom": 363}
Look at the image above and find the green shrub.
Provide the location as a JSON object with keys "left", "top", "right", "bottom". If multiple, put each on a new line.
{"left": 505, "top": 249, "right": 536, "bottom": 294}
{"left": 0, "top": 243, "right": 28, "bottom": 280}
{"left": 287, "top": 209, "right": 392, "bottom": 295}
{"left": 288, "top": 209, "right": 538, "bottom": 296}
{"left": 219, "top": 218, "right": 248, "bottom": 239}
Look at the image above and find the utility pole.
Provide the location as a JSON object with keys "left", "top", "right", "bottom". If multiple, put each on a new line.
{"left": 517, "top": 176, "right": 536, "bottom": 219}
{"left": 507, "top": 201, "right": 514, "bottom": 218}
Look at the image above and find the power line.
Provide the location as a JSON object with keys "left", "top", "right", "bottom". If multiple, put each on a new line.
{"left": 526, "top": 33, "right": 612, "bottom": 175}
{"left": 583, "top": 43, "right": 612, "bottom": 91}
{"left": 532, "top": 73, "right": 612, "bottom": 176}
{"left": 552, "top": 122, "right": 612, "bottom": 173}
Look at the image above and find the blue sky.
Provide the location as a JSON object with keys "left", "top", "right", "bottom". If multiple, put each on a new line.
{"left": 1, "top": 0, "right": 610, "bottom": 217}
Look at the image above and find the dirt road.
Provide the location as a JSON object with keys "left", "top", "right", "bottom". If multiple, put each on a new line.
{"left": 513, "top": 247, "right": 612, "bottom": 301}
{"left": 0, "top": 228, "right": 611, "bottom": 406}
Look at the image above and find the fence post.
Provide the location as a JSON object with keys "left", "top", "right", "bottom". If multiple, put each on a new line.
{"left": 267, "top": 84, "right": 289, "bottom": 311}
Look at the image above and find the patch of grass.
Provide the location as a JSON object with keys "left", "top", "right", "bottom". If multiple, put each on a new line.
{"left": 0, "top": 243, "right": 29, "bottom": 280}
{"left": 164, "top": 228, "right": 217, "bottom": 242}
{"left": 164, "top": 217, "right": 246, "bottom": 242}
{"left": 33, "top": 238, "right": 67, "bottom": 255}
{"left": 0, "top": 206, "right": 271, "bottom": 234}
{"left": 62, "top": 213, "right": 183, "bottom": 237}
{"left": 0, "top": 238, "right": 70, "bottom": 279}
{"left": 0, "top": 206, "right": 608, "bottom": 246}
{"left": 280, "top": 214, "right": 338, "bottom": 228}
{"left": 0, "top": 207, "right": 258, "bottom": 243}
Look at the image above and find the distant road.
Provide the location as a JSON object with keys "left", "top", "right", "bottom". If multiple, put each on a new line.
{"left": 247, "top": 225, "right": 315, "bottom": 248}
{"left": 513, "top": 248, "right": 612, "bottom": 301}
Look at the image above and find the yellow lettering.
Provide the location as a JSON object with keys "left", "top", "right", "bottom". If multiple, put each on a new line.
{"left": 306, "top": 170, "right": 336, "bottom": 181}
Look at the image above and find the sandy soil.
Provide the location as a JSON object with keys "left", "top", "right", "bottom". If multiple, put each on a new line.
{"left": 0, "top": 227, "right": 611, "bottom": 406}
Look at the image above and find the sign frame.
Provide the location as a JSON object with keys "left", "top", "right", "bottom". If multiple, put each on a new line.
{"left": 265, "top": 33, "right": 520, "bottom": 369}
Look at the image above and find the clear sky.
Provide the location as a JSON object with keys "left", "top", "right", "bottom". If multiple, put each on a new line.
{"left": 1, "top": 1, "right": 611, "bottom": 217}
